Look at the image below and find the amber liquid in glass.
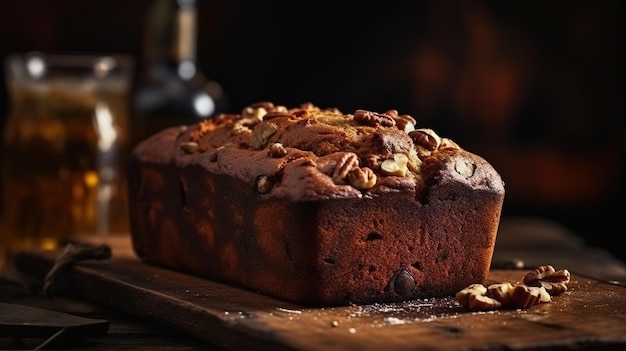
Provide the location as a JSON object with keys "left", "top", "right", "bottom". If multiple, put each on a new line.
{"left": 1, "top": 81, "right": 130, "bottom": 264}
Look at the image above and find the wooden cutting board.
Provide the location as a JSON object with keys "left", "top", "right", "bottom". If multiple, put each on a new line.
{"left": 15, "top": 250, "right": 626, "bottom": 351}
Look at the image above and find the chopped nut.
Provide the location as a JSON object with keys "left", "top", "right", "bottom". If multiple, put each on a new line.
{"left": 251, "top": 122, "right": 278, "bottom": 150}
{"left": 408, "top": 128, "right": 441, "bottom": 151}
{"left": 457, "top": 264, "right": 569, "bottom": 312}
{"left": 457, "top": 282, "right": 546, "bottom": 311}
{"left": 456, "top": 284, "right": 501, "bottom": 311}
{"left": 523, "top": 265, "right": 570, "bottom": 296}
{"left": 274, "top": 105, "right": 288, "bottom": 113}
{"left": 300, "top": 102, "right": 317, "bottom": 110}
{"left": 392, "top": 114, "right": 417, "bottom": 133}
{"left": 406, "top": 150, "right": 423, "bottom": 173}
{"left": 524, "top": 265, "right": 556, "bottom": 282}
{"left": 332, "top": 153, "right": 360, "bottom": 184}
{"left": 470, "top": 292, "right": 503, "bottom": 311}
{"left": 353, "top": 109, "right": 396, "bottom": 128}
{"left": 380, "top": 154, "right": 409, "bottom": 177}
{"left": 241, "top": 105, "right": 268, "bottom": 125}
{"left": 180, "top": 141, "right": 199, "bottom": 154}
{"left": 413, "top": 145, "right": 432, "bottom": 158}
{"left": 510, "top": 284, "right": 543, "bottom": 309}
{"left": 487, "top": 282, "right": 514, "bottom": 308}
{"left": 384, "top": 109, "right": 399, "bottom": 117}
{"left": 347, "top": 167, "right": 377, "bottom": 190}
{"left": 268, "top": 143, "right": 287, "bottom": 158}
{"left": 256, "top": 175, "right": 274, "bottom": 194}
{"left": 439, "top": 138, "right": 460, "bottom": 150}
{"left": 456, "top": 284, "right": 487, "bottom": 308}
{"left": 539, "top": 286, "right": 552, "bottom": 303}
{"left": 454, "top": 159, "right": 476, "bottom": 178}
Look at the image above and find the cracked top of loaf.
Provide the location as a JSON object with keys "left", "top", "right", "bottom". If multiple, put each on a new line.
{"left": 133, "top": 101, "right": 504, "bottom": 201}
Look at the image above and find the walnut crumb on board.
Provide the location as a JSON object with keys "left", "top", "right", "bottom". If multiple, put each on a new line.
{"left": 456, "top": 265, "right": 570, "bottom": 311}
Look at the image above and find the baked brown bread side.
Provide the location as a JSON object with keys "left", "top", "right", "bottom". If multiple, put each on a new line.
{"left": 127, "top": 102, "right": 505, "bottom": 307}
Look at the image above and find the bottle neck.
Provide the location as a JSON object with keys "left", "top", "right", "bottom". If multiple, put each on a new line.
{"left": 144, "top": 0, "right": 198, "bottom": 80}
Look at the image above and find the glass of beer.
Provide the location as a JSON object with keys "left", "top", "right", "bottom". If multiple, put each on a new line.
{"left": 1, "top": 52, "right": 134, "bottom": 270}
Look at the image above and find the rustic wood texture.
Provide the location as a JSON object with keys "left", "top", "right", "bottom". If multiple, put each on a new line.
{"left": 0, "top": 295, "right": 211, "bottom": 351}
{"left": 0, "top": 301, "right": 109, "bottom": 339}
{"left": 14, "top": 249, "right": 626, "bottom": 351}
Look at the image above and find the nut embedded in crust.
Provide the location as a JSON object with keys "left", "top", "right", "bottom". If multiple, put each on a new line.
{"left": 347, "top": 167, "right": 377, "bottom": 190}
{"left": 251, "top": 122, "right": 278, "bottom": 150}
{"left": 353, "top": 109, "right": 396, "bottom": 128}
{"left": 256, "top": 175, "right": 274, "bottom": 194}
{"left": 392, "top": 114, "right": 416, "bottom": 133}
{"left": 439, "top": 138, "right": 460, "bottom": 150}
{"left": 408, "top": 128, "right": 441, "bottom": 151}
{"left": 268, "top": 143, "right": 287, "bottom": 158}
{"left": 241, "top": 104, "right": 270, "bottom": 126}
{"left": 332, "top": 153, "right": 360, "bottom": 185}
{"left": 380, "top": 154, "right": 409, "bottom": 177}
{"left": 180, "top": 141, "right": 199, "bottom": 154}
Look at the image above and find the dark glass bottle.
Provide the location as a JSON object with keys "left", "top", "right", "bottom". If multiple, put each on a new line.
{"left": 131, "top": 0, "right": 227, "bottom": 147}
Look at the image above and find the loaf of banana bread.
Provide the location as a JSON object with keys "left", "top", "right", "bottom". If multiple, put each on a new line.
{"left": 127, "top": 102, "right": 505, "bottom": 306}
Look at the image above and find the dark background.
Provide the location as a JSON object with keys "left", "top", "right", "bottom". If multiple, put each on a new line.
{"left": 1, "top": 1, "right": 625, "bottom": 260}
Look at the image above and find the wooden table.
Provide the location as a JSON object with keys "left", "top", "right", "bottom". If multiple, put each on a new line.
{"left": 2, "top": 216, "right": 626, "bottom": 351}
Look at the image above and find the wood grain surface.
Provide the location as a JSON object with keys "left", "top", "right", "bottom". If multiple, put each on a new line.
{"left": 15, "top": 250, "right": 626, "bottom": 351}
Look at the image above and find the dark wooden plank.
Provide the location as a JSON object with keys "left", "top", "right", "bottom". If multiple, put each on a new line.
{"left": 0, "top": 295, "right": 214, "bottom": 351}
{"left": 15, "top": 250, "right": 626, "bottom": 351}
